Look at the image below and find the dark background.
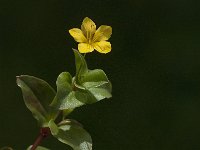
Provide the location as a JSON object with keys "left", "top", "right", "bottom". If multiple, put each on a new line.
{"left": 1, "top": 0, "right": 200, "bottom": 149}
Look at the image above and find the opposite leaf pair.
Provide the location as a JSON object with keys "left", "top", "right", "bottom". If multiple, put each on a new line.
{"left": 51, "top": 49, "right": 112, "bottom": 112}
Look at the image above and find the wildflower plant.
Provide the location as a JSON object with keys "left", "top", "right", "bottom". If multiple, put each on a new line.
{"left": 15, "top": 17, "right": 112, "bottom": 150}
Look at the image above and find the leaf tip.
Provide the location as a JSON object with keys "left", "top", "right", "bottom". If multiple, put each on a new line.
{"left": 16, "top": 76, "right": 21, "bottom": 87}
{"left": 16, "top": 75, "right": 25, "bottom": 87}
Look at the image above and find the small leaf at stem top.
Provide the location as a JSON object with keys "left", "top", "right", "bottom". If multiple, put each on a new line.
{"left": 73, "top": 49, "right": 88, "bottom": 83}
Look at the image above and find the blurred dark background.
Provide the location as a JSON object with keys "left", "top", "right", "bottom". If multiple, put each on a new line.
{"left": 1, "top": 0, "right": 200, "bottom": 149}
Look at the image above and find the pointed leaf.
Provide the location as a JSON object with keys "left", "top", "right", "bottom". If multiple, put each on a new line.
{"left": 49, "top": 120, "right": 92, "bottom": 150}
{"left": 51, "top": 72, "right": 72, "bottom": 108}
{"left": 73, "top": 49, "right": 88, "bottom": 82}
{"left": 50, "top": 72, "right": 74, "bottom": 116}
{"left": 17, "top": 75, "right": 56, "bottom": 126}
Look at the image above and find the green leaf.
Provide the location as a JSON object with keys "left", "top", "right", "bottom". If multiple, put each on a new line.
{"left": 27, "top": 146, "right": 50, "bottom": 150}
{"left": 50, "top": 72, "right": 72, "bottom": 108}
{"left": 88, "top": 87, "right": 112, "bottom": 100}
{"left": 49, "top": 120, "right": 92, "bottom": 150}
{"left": 50, "top": 72, "right": 74, "bottom": 117}
{"left": 80, "top": 69, "right": 109, "bottom": 84}
{"left": 80, "top": 69, "right": 112, "bottom": 101}
{"left": 73, "top": 49, "right": 88, "bottom": 82}
{"left": 59, "top": 90, "right": 96, "bottom": 110}
{"left": 16, "top": 75, "right": 56, "bottom": 126}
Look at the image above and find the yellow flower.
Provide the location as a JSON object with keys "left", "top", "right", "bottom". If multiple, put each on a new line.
{"left": 69, "top": 17, "right": 112, "bottom": 54}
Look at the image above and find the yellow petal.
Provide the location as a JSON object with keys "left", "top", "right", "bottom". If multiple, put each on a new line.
{"left": 78, "top": 43, "right": 94, "bottom": 53}
{"left": 93, "top": 25, "right": 112, "bottom": 42}
{"left": 93, "top": 41, "right": 111, "bottom": 54}
{"left": 69, "top": 28, "right": 87, "bottom": 43}
{"left": 81, "top": 17, "right": 96, "bottom": 39}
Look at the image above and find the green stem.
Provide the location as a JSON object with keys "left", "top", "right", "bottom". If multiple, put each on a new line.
{"left": 30, "top": 127, "right": 51, "bottom": 150}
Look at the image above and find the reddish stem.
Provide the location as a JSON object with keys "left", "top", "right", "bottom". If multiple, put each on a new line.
{"left": 30, "top": 127, "right": 51, "bottom": 150}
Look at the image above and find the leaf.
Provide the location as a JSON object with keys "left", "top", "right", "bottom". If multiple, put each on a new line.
{"left": 50, "top": 72, "right": 72, "bottom": 108}
{"left": 50, "top": 72, "right": 74, "bottom": 117}
{"left": 73, "top": 49, "right": 88, "bottom": 82}
{"left": 49, "top": 120, "right": 92, "bottom": 150}
{"left": 80, "top": 69, "right": 112, "bottom": 101}
{"left": 80, "top": 69, "right": 109, "bottom": 84}
{"left": 16, "top": 75, "right": 56, "bottom": 126}
{"left": 27, "top": 146, "right": 50, "bottom": 150}
{"left": 59, "top": 90, "right": 96, "bottom": 110}
{"left": 88, "top": 87, "right": 112, "bottom": 100}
